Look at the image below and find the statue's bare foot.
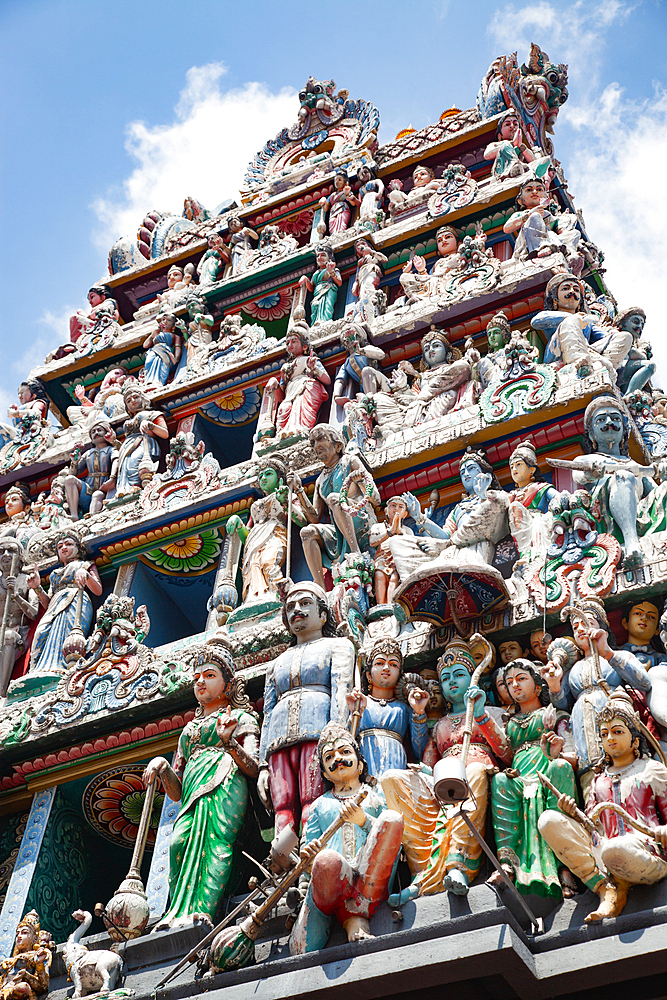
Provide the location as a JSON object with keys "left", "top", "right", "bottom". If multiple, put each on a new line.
{"left": 443, "top": 868, "right": 469, "bottom": 896}
{"left": 388, "top": 882, "right": 420, "bottom": 907}
{"left": 559, "top": 867, "right": 578, "bottom": 898}
{"left": 343, "top": 916, "right": 372, "bottom": 942}
{"left": 487, "top": 863, "right": 514, "bottom": 889}
{"left": 585, "top": 879, "right": 628, "bottom": 923}
{"left": 623, "top": 545, "right": 644, "bottom": 570}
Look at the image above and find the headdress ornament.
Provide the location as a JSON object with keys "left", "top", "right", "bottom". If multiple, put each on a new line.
{"left": 437, "top": 638, "right": 476, "bottom": 680}
{"left": 614, "top": 306, "right": 646, "bottom": 329}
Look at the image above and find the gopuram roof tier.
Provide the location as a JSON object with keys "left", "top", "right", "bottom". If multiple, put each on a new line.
{"left": 2, "top": 46, "right": 667, "bottom": 1000}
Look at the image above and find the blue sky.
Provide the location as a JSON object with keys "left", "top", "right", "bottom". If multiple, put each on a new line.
{"left": 1, "top": 0, "right": 666, "bottom": 413}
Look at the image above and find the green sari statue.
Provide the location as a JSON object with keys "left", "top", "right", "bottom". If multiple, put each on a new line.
{"left": 143, "top": 640, "right": 259, "bottom": 927}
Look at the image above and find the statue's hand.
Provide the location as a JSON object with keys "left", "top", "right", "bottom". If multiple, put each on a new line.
{"left": 73, "top": 567, "right": 89, "bottom": 588}
{"left": 401, "top": 491, "right": 422, "bottom": 519}
{"left": 299, "top": 838, "right": 322, "bottom": 866}
{"left": 257, "top": 769, "right": 272, "bottom": 810}
{"left": 139, "top": 419, "right": 154, "bottom": 435}
{"left": 540, "top": 730, "right": 564, "bottom": 760}
{"left": 216, "top": 705, "right": 239, "bottom": 744}
{"left": 473, "top": 471, "right": 492, "bottom": 499}
{"left": 74, "top": 384, "right": 86, "bottom": 401}
{"left": 417, "top": 538, "right": 441, "bottom": 555}
{"left": 339, "top": 799, "right": 366, "bottom": 827}
{"left": 142, "top": 756, "right": 169, "bottom": 787}
{"left": 539, "top": 662, "right": 563, "bottom": 693}
{"left": 413, "top": 255, "right": 427, "bottom": 273}
{"left": 408, "top": 687, "right": 429, "bottom": 715}
{"left": 26, "top": 568, "right": 41, "bottom": 591}
{"left": 557, "top": 793, "right": 578, "bottom": 818}
{"left": 226, "top": 515, "right": 242, "bottom": 536}
{"left": 590, "top": 627, "right": 613, "bottom": 661}
{"left": 286, "top": 470, "right": 302, "bottom": 491}
{"left": 465, "top": 685, "right": 487, "bottom": 719}
{"left": 346, "top": 687, "right": 367, "bottom": 715}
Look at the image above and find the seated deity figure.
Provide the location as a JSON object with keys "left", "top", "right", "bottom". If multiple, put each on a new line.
{"left": 0, "top": 483, "right": 38, "bottom": 551}
{"left": 256, "top": 327, "right": 331, "bottom": 442}
{"left": 65, "top": 420, "right": 118, "bottom": 520}
{"left": 349, "top": 238, "right": 388, "bottom": 324}
{"left": 197, "top": 232, "right": 230, "bottom": 286}
{"left": 549, "top": 394, "right": 667, "bottom": 568}
{"left": 66, "top": 367, "right": 129, "bottom": 426}
{"left": 0, "top": 380, "right": 50, "bottom": 451}
{"left": 475, "top": 311, "right": 512, "bottom": 389}
{"left": 32, "top": 479, "right": 72, "bottom": 532}
{"left": 0, "top": 909, "right": 52, "bottom": 1000}
{"left": 318, "top": 170, "right": 359, "bottom": 235}
{"left": 398, "top": 327, "right": 472, "bottom": 427}
{"left": 545, "top": 599, "right": 652, "bottom": 799}
{"left": 258, "top": 583, "right": 355, "bottom": 836}
{"left": 299, "top": 244, "right": 342, "bottom": 326}
{"left": 490, "top": 659, "right": 578, "bottom": 899}
{"left": 142, "top": 312, "right": 185, "bottom": 386}
{"left": 226, "top": 216, "right": 258, "bottom": 275}
{"left": 143, "top": 639, "right": 259, "bottom": 928}
{"left": 614, "top": 307, "right": 656, "bottom": 396}
{"left": 345, "top": 638, "right": 429, "bottom": 779}
{"left": 532, "top": 274, "right": 633, "bottom": 378}
{"left": 329, "top": 322, "right": 387, "bottom": 427}
{"left": 388, "top": 164, "right": 440, "bottom": 217}
{"left": 156, "top": 264, "right": 194, "bottom": 311}
{"left": 503, "top": 177, "right": 583, "bottom": 273}
{"left": 289, "top": 424, "right": 380, "bottom": 591}
{"left": 507, "top": 440, "right": 559, "bottom": 565}
{"left": 224, "top": 456, "right": 306, "bottom": 606}
{"left": 399, "top": 226, "right": 460, "bottom": 305}
{"left": 382, "top": 637, "right": 511, "bottom": 902}
{"left": 539, "top": 690, "right": 667, "bottom": 922}
{"left": 484, "top": 110, "right": 547, "bottom": 180}
{"left": 289, "top": 723, "right": 403, "bottom": 952}
{"left": 115, "top": 385, "right": 169, "bottom": 495}
{"left": 67, "top": 284, "right": 120, "bottom": 351}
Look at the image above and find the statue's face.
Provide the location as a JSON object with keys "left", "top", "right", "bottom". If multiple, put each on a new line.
{"left": 17, "top": 384, "right": 32, "bottom": 404}
{"left": 90, "top": 424, "right": 108, "bottom": 445}
{"left": 623, "top": 601, "right": 660, "bottom": 644}
{"left": 367, "top": 652, "right": 402, "bottom": 692}
{"left": 529, "top": 630, "right": 549, "bottom": 663}
{"left": 358, "top": 167, "right": 371, "bottom": 183}
{"left": 459, "top": 459, "right": 482, "bottom": 494}
{"left": 167, "top": 268, "right": 182, "bottom": 289}
{"left": 556, "top": 279, "right": 582, "bottom": 311}
{"left": 311, "top": 435, "right": 339, "bottom": 467}
{"left": 572, "top": 615, "right": 601, "bottom": 653}
{"left": 439, "top": 664, "right": 471, "bottom": 704}
{"left": 494, "top": 673, "right": 513, "bottom": 707}
{"left": 5, "top": 491, "right": 26, "bottom": 517}
{"left": 334, "top": 173, "right": 346, "bottom": 190}
{"left": 589, "top": 405, "right": 624, "bottom": 450}
{"left": 56, "top": 537, "right": 78, "bottom": 564}
{"left": 193, "top": 664, "right": 227, "bottom": 708}
{"left": 88, "top": 289, "right": 104, "bottom": 307}
{"left": 321, "top": 736, "right": 361, "bottom": 784}
{"left": 436, "top": 230, "right": 458, "bottom": 256}
{"left": 509, "top": 455, "right": 534, "bottom": 488}
{"left": 125, "top": 390, "right": 143, "bottom": 414}
{"left": 423, "top": 336, "right": 449, "bottom": 369}
{"left": 498, "top": 640, "right": 524, "bottom": 665}
{"left": 286, "top": 333, "right": 305, "bottom": 357}
{"left": 620, "top": 312, "right": 645, "bottom": 337}
{"left": 599, "top": 717, "right": 635, "bottom": 763}
{"left": 258, "top": 466, "right": 279, "bottom": 495}
{"left": 504, "top": 664, "right": 539, "bottom": 706}
{"left": 229, "top": 218, "right": 242, "bottom": 233}
{"left": 285, "top": 590, "right": 325, "bottom": 636}
{"left": 316, "top": 250, "right": 330, "bottom": 269}
{"left": 413, "top": 167, "right": 432, "bottom": 188}
{"left": 14, "top": 926, "right": 35, "bottom": 953}
{"left": 519, "top": 180, "right": 546, "bottom": 209}
{"left": 487, "top": 324, "right": 506, "bottom": 350}
{"left": 355, "top": 240, "right": 371, "bottom": 258}
{"left": 499, "top": 115, "right": 519, "bottom": 140}
{"left": 385, "top": 498, "right": 408, "bottom": 522}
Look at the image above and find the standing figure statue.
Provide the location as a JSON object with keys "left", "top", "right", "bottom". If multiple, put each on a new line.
{"left": 290, "top": 424, "right": 380, "bottom": 590}
{"left": 400, "top": 327, "right": 472, "bottom": 427}
{"left": 476, "top": 311, "right": 512, "bottom": 389}
{"left": 225, "top": 457, "right": 306, "bottom": 606}
{"left": 27, "top": 529, "right": 102, "bottom": 675}
{"left": 255, "top": 327, "right": 331, "bottom": 442}
{"left": 356, "top": 163, "right": 384, "bottom": 231}
{"left": 0, "top": 538, "right": 39, "bottom": 700}
{"left": 490, "top": 659, "right": 578, "bottom": 899}
{"left": 142, "top": 312, "right": 185, "bottom": 386}
{"left": 0, "top": 910, "right": 52, "bottom": 1000}
{"left": 226, "top": 216, "right": 258, "bottom": 275}
{"left": 503, "top": 177, "right": 582, "bottom": 273}
{"left": 289, "top": 722, "right": 403, "bottom": 952}
{"left": 329, "top": 322, "right": 387, "bottom": 427}
{"left": 318, "top": 170, "right": 359, "bottom": 235}
{"left": 507, "top": 439, "right": 558, "bottom": 564}
{"left": 115, "top": 385, "right": 169, "bottom": 495}
{"left": 143, "top": 640, "right": 259, "bottom": 928}
{"left": 258, "top": 582, "right": 355, "bottom": 836}
{"left": 614, "top": 307, "right": 656, "bottom": 396}
{"left": 65, "top": 420, "right": 118, "bottom": 520}
{"left": 545, "top": 599, "right": 652, "bottom": 798}
{"left": 299, "top": 244, "right": 342, "bottom": 326}
{"left": 532, "top": 274, "right": 633, "bottom": 378}
{"left": 197, "top": 232, "right": 230, "bottom": 286}
{"left": 349, "top": 238, "right": 387, "bottom": 324}
{"left": 539, "top": 690, "right": 667, "bottom": 922}
{"left": 369, "top": 494, "right": 415, "bottom": 605}
{"left": 1, "top": 483, "right": 38, "bottom": 551}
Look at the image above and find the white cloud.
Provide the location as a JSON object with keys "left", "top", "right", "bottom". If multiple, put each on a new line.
{"left": 92, "top": 63, "right": 296, "bottom": 250}
{"left": 16, "top": 306, "right": 78, "bottom": 382}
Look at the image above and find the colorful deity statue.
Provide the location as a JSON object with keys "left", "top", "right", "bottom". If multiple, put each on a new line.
{"left": 356, "top": 163, "right": 384, "bottom": 231}
{"left": 156, "top": 264, "right": 194, "bottom": 312}
{"left": 398, "top": 327, "right": 472, "bottom": 427}
{"left": 197, "top": 232, "right": 230, "bottom": 286}
{"left": 68, "top": 284, "right": 120, "bottom": 352}
{"left": 545, "top": 600, "right": 652, "bottom": 798}
{"left": 614, "top": 307, "right": 656, "bottom": 396}
{"left": 503, "top": 177, "right": 582, "bottom": 273}
{"left": 539, "top": 690, "right": 667, "bottom": 922}
{"left": 318, "top": 170, "right": 359, "bottom": 235}
{"left": 289, "top": 723, "right": 403, "bottom": 952}
{"left": 329, "top": 322, "right": 387, "bottom": 427}
{"left": 346, "top": 638, "right": 428, "bottom": 778}
{"left": 27, "top": 529, "right": 102, "bottom": 676}
{"left": 142, "top": 312, "right": 185, "bottom": 386}
{"left": 225, "top": 456, "right": 306, "bottom": 606}
{"left": 226, "top": 216, "right": 258, "bottom": 275}
{"left": 399, "top": 226, "right": 460, "bottom": 304}
{"left": 369, "top": 495, "right": 415, "bottom": 605}
{"left": 256, "top": 327, "right": 331, "bottom": 442}
{"left": 115, "top": 385, "right": 169, "bottom": 495}
{"left": 66, "top": 367, "right": 129, "bottom": 426}
{"left": 65, "top": 419, "right": 118, "bottom": 520}
{"left": 621, "top": 600, "right": 667, "bottom": 744}
{"left": 530, "top": 628, "right": 551, "bottom": 665}
{"left": 257, "top": 583, "right": 355, "bottom": 836}
{"left": 32, "top": 478, "right": 72, "bottom": 532}
{"left": 548, "top": 394, "right": 667, "bottom": 568}
{"left": 475, "top": 311, "right": 512, "bottom": 389}
{"left": 490, "top": 659, "right": 578, "bottom": 898}
{"left": 484, "top": 109, "right": 546, "bottom": 180}
{"left": 0, "top": 909, "right": 52, "bottom": 1000}
{"left": 1, "top": 483, "right": 38, "bottom": 551}
{"left": 507, "top": 439, "right": 558, "bottom": 564}
{"left": 143, "top": 639, "right": 259, "bottom": 928}
{"left": 532, "top": 274, "right": 633, "bottom": 378}
{"left": 0, "top": 538, "right": 39, "bottom": 701}
{"left": 349, "top": 238, "right": 387, "bottom": 324}
{"left": 497, "top": 637, "right": 529, "bottom": 666}
{"left": 290, "top": 424, "right": 379, "bottom": 590}
{"left": 299, "top": 244, "right": 342, "bottom": 326}
{"left": 388, "top": 164, "right": 440, "bottom": 217}
{"left": 0, "top": 380, "right": 52, "bottom": 471}
{"left": 383, "top": 637, "right": 511, "bottom": 901}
